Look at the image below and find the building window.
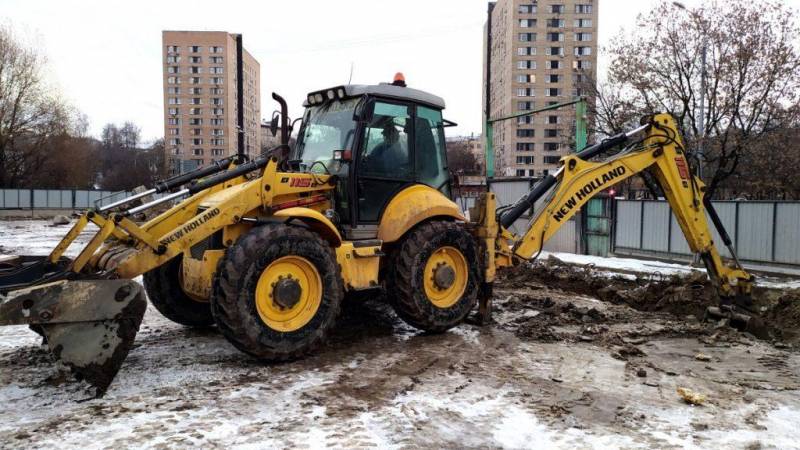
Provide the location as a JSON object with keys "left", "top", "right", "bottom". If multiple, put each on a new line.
{"left": 168, "top": 117, "right": 181, "bottom": 125}
{"left": 191, "top": 129, "right": 201, "bottom": 136}
{"left": 547, "top": 74, "right": 561, "bottom": 83}
{"left": 211, "top": 77, "right": 224, "bottom": 85}
{"left": 546, "top": 19, "right": 564, "bottom": 28}
{"left": 167, "top": 87, "right": 180, "bottom": 94}
{"left": 517, "top": 60, "right": 536, "bottom": 70}
{"left": 190, "top": 108, "right": 202, "bottom": 115}
{"left": 168, "top": 97, "right": 181, "bottom": 105}
{"left": 543, "top": 156, "right": 561, "bottom": 164}
{"left": 547, "top": 32, "right": 564, "bottom": 42}
{"left": 546, "top": 88, "right": 561, "bottom": 97}
{"left": 516, "top": 74, "right": 534, "bottom": 83}
{"left": 211, "top": 149, "right": 224, "bottom": 156}
{"left": 573, "top": 73, "right": 589, "bottom": 83}
{"left": 211, "top": 98, "right": 223, "bottom": 105}
{"left": 519, "top": 4, "right": 536, "bottom": 14}
{"left": 190, "top": 98, "right": 202, "bottom": 105}
{"left": 516, "top": 143, "right": 535, "bottom": 151}
{"left": 574, "top": 46, "right": 592, "bottom": 56}
{"left": 519, "top": 19, "right": 536, "bottom": 28}
{"left": 517, "top": 129, "right": 535, "bottom": 138}
{"left": 544, "top": 129, "right": 559, "bottom": 138}
{"left": 212, "top": 129, "right": 224, "bottom": 136}
{"left": 548, "top": 60, "right": 561, "bottom": 69}
{"left": 168, "top": 107, "right": 179, "bottom": 115}
{"left": 546, "top": 47, "right": 564, "bottom": 56}
{"left": 575, "top": 33, "right": 593, "bottom": 42}
{"left": 576, "top": 4, "right": 593, "bottom": 14}
{"left": 516, "top": 156, "right": 535, "bottom": 165}
{"left": 551, "top": 5, "right": 565, "bottom": 14}
{"left": 166, "top": 45, "right": 180, "bottom": 53}
{"left": 548, "top": 115, "right": 560, "bottom": 124}
{"left": 189, "top": 118, "right": 203, "bottom": 125}
{"left": 193, "top": 148, "right": 204, "bottom": 156}
{"left": 210, "top": 56, "right": 223, "bottom": 64}
{"left": 190, "top": 45, "right": 202, "bottom": 53}
{"left": 167, "top": 66, "right": 179, "bottom": 74}
{"left": 517, "top": 115, "right": 533, "bottom": 125}
{"left": 189, "top": 87, "right": 201, "bottom": 95}
{"left": 168, "top": 128, "right": 179, "bottom": 135}
{"left": 209, "top": 67, "right": 224, "bottom": 74}
{"left": 166, "top": 56, "right": 180, "bottom": 63}
{"left": 210, "top": 46, "right": 223, "bottom": 53}
{"left": 210, "top": 87, "right": 223, "bottom": 95}
{"left": 211, "top": 138, "right": 225, "bottom": 146}
{"left": 212, "top": 108, "right": 224, "bottom": 115}
{"left": 517, "top": 101, "right": 534, "bottom": 111}
{"left": 210, "top": 118, "right": 224, "bottom": 125}
{"left": 190, "top": 66, "right": 202, "bottom": 74}
{"left": 191, "top": 138, "right": 203, "bottom": 145}
{"left": 516, "top": 88, "right": 534, "bottom": 97}
{"left": 575, "top": 19, "right": 593, "bottom": 28}
{"left": 169, "top": 138, "right": 181, "bottom": 145}
{"left": 574, "top": 60, "right": 592, "bottom": 69}
{"left": 517, "top": 47, "right": 536, "bottom": 56}
{"left": 544, "top": 143, "right": 560, "bottom": 151}
{"left": 189, "top": 77, "right": 200, "bottom": 84}
{"left": 518, "top": 33, "right": 536, "bottom": 42}
{"left": 167, "top": 76, "right": 180, "bottom": 84}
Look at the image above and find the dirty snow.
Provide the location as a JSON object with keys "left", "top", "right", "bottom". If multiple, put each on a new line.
{"left": 0, "top": 219, "right": 799, "bottom": 449}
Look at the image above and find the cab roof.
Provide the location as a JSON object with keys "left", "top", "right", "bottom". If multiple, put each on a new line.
{"left": 304, "top": 83, "right": 445, "bottom": 110}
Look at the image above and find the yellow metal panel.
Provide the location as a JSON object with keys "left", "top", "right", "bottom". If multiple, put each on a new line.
{"left": 377, "top": 185, "right": 465, "bottom": 243}
{"left": 179, "top": 249, "right": 225, "bottom": 301}
{"left": 336, "top": 243, "right": 381, "bottom": 291}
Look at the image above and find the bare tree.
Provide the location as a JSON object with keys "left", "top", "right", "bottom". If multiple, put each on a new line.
{"left": 0, "top": 25, "right": 72, "bottom": 187}
{"left": 446, "top": 139, "right": 481, "bottom": 175}
{"left": 589, "top": 0, "right": 800, "bottom": 198}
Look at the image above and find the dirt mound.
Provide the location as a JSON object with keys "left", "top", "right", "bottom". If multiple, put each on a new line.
{"left": 497, "top": 255, "right": 800, "bottom": 346}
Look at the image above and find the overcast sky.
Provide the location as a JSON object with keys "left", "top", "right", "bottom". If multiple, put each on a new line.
{"left": 3, "top": 0, "right": 763, "bottom": 143}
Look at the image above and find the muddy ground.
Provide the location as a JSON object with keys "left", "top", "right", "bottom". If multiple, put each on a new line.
{"left": 0, "top": 220, "right": 799, "bottom": 449}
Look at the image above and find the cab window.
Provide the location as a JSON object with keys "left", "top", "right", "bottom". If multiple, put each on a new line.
{"left": 359, "top": 102, "right": 411, "bottom": 179}
{"left": 414, "top": 106, "right": 450, "bottom": 196}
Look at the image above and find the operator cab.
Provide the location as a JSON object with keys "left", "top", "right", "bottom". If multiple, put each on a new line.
{"left": 293, "top": 74, "right": 453, "bottom": 239}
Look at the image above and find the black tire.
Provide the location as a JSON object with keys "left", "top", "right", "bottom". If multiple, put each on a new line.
{"left": 210, "top": 224, "right": 343, "bottom": 360}
{"left": 388, "top": 221, "right": 480, "bottom": 332}
{"left": 143, "top": 256, "right": 214, "bottom": 327}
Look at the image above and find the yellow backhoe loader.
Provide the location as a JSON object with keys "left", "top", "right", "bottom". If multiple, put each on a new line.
{"left": 0, "top": 77, "right": 755, "bottom": 396}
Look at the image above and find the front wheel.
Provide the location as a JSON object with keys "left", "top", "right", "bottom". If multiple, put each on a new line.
{"left": 388, "top": 221, "right": 480, "bottom": 332}
{"left": 210, "top": 224, "right": 343, "bottom": 361}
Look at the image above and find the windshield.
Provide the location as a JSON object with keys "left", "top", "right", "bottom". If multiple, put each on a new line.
{"left": 295, "top": 98, "right": 361, "bottom": 173}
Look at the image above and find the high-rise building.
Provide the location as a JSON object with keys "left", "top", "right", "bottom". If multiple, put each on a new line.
{"left": 484, "top": 1, "right": 598, "bottom": 177}
{"left": 162, "top": 31, "right": 261, "bottom": 174}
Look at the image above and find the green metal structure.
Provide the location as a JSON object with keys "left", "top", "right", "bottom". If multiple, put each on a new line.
{"left": 484, "top": 98, "right": 587, "bottom": 178}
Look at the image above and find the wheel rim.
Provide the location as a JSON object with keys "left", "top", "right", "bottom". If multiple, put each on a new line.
{"left": 423, "top": 246, "right": 468, "bottom": 308}
{"left": 255, "top": 256, "right": 322, "bottom": 332}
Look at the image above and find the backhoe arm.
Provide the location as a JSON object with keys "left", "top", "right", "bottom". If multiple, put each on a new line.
{"left": 498, "top": 113, "right": 753, "bottom": 305}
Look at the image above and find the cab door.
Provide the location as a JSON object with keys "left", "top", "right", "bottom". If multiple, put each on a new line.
{"left": 356, "top": 101, "right": 414, "bottom": 223}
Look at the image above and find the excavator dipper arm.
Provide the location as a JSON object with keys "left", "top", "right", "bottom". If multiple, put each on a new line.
{"left": 496, "top": 113, "right": 753, "bottom": 307}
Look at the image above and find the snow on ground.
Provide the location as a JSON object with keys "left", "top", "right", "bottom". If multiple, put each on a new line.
{"left": 542, "top": 251, "right": 800, "bottom": 290}
{"left": 0, "top": 219, "right": 799, "bottom": 449}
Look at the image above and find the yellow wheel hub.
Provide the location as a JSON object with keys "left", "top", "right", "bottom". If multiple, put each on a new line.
{"left": 255, "top": 256, "right": 322, "bottom": 332}
{"left": 423, "top": 246, "right": 468, "bottom": 308}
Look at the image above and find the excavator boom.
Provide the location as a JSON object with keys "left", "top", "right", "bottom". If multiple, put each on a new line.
{"left": 481, "top": 113, "right": 753, "bottom": 313}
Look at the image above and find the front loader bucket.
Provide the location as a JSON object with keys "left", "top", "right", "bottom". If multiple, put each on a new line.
{"left": 0, "top": 278, "right": 147, "bottom": 397}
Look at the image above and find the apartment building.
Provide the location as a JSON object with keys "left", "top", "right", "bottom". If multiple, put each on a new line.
{"left": 162, "top": 31, "right": 261, "bottom": 174}
{"left": 484, "top": 0, "right": 598, "bottom": 177}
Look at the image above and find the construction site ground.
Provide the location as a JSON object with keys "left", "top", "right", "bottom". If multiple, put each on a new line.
{"left": 1, "top": 219, "right": 799, "bottom": 449}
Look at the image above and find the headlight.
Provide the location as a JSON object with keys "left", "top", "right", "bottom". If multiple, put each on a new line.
{"left": 327, "top": 90, "right": 335, "bottom": 100}
{"left": 314, "top": 93, "right": 324, "bottom": 103}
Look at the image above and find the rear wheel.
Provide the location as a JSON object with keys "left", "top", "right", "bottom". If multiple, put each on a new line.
{"left": 210, "top": 224, "right": 343, "bottom": 360}
{"left": 143, "top": 256, "right": 213, "bottom": 327}
{"left": 388, "top": 221, "right": 480, "bottom": 332}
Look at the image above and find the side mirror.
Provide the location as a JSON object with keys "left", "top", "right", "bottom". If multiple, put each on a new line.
{"left": 269, "top": 114, "right": 279, "bottom": 137}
